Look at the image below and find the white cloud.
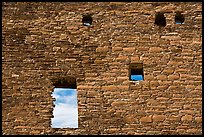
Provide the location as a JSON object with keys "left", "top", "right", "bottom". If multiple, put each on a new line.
{"left": 51, "top": 88, "right": 78, "bottom": 128}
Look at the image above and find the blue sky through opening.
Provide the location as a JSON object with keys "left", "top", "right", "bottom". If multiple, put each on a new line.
{"left": 51, "top": 88, "right": 78, "bottom": 128}
{"left": 131, "top": 75, "right": 143, "bottom": 81}
{"left": 176, "top": 21, "right": 182, "bottom": 24}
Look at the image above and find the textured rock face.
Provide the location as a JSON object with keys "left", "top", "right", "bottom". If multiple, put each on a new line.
{"left": 2, "top": 2, "right": 202, "bottom": 135}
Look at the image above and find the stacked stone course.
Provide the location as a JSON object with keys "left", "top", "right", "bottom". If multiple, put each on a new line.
{"left": 2, "top": 2, "right": 202, "bottom": 135}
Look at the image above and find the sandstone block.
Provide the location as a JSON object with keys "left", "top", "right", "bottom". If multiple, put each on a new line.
{"left": 87, "top": 91, "right": 99, "bottom": 97}
{"left": 168, "top": 75, "right": 180, "bottom": 80}
{"left": 161, "top": 36, "right": 181, "bottom": 40}
{"left": 181, "top": 115, "right": 193, "bottom": 122}
{"left": 116, "top": 56, "right": 129, "bottom": 61}
{"left": 65, "top": 58, "right": 76, "bottom": 62}
{"left": 149, "top": 47, "right": 163, "bottom": 52}
{"left": 152, "top": 115, "right": 165, "bottom": 122}
{"left": 77, "top": 85, "right": 94, "bottom": 89}
{"left": 140, "top": 115, "right": 152, "bottom": 123}
{"left": 123, "top": 47, "right": 136, "bottom": 52}
{"left": 186, "top": 85, "right": 195, "bottom": 90}
{"left": 144, "top": 75, "right": 154, "bottom": 80}
{"left": 111, "top": 101, "right": 126, "bottom": 106}
{"left": 168, "top": 60, "right": 183, "bottom": 66}
{"left": 195, "top": 117, "right": 202, "bottom": 123}
{"left": 167, "top": 115, "right": 180, "bottom": 121}
{"left": 186, "top": 128, "right": 198, "bottom": 133}
{"left": 150, "top": 81, "right": 159, "bottom": 86}
{"left": 168, "top": 86, "right": 178, "bottom": 90}
{"left": 117, "top": 85, "right": 129, "bottom": 90}
{"left": 157, "top": 75, "right": 167, "bottom": 80}
{"left": 107, "top": 128, "right": 120, "bottom": 133}
{"left": 112, "top": 47, "right": 122, "bottom": 52}
{"left": 124, "top": 116, "right": 135, "bottom": 123}
{"left": 67, "top": 26, "right": 78, "bottom": 30}
{"left": 96, "top": 47, "right": 109, "bottom": 52}
{"left": 175, "top": 68, "right": 189, "bottom": 73}
{"left": 14, "top": 126, "right": 30, "bottom": 129}
{"left": 180, "top": 74, "right": 192, "bottom": 79}
{"left": 130, "top": 56, "right": 140, "bottom": 63}
{"left": 162, "top": 69, "right": 174, "bottom": 74}
{"left": 102, "top": 85, "right": 118, "bottom": 91}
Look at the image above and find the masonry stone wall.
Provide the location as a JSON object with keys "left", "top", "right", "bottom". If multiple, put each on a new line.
{"left": 2, "top": 2, "right": 202, "bottom": 135}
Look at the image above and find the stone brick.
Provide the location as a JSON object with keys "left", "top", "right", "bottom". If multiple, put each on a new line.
{"left": 102, "top": 85, "right": 118, "bottom": 91}
{"left": 96, "top": 47, "right": 109, "bottom": 52}
{"left": 161, "top": 36, "right": 181, "bottom": 40}
{"left": 186, "top": 128, "right": 198, "bottom": 133}
{"left": 87, "top": 91, "right": 99, "bottom": 97}
{"left": 167, "top": 115, "right": 180, "bottom": 121}
{"left": 186, "top": 85, "right": 195, "bottom": 90}
{"left": 65, "top": 58, "right": 76, "bottom": 62}
{"left": 130, "top": 56, "right": 140, "bottom": 63}
{"left": 123, "top": 47, "right": 136, "bottom": 52}
{"left": 150, "top": 81, "right": 159, "bottom": 86}
{"left": 112, "top": 47, "right": 123, "bottom": 52}
{"left": 149, "top": 47, "right": 163, "bottom": 52}
{"left": 175, "top": 68, "right": 189, "bottom": 73}
{"left": 117, "top": 76, "right": 128, "bottom": 81}
{"left": 77, "top": 85, "right": 95, "bottom": 89}
{"left": 168, "top": 86, "right": 178, "bottom": 90}
{"left": 168, "top": 61, "right": 183, "bottom": 66}
{"left": 14, "top": 126, "right": 31, "bottom": 129}
{"left": 152, "top": 115, "right": 165, "bottom": 122}
{"left": 168, "top": 75, "right": 180, "bottom": 80}
{"left": 140, "top": 115, "right": 152, "bottom": 123}
{"left": 2, "top": 2, "right": 202, "bottom": 136}
{"left": 181, "top": 115, "right": 193, "bottom": 122}
{"left": 116, "top": 56, "right": 129, "bottom": 61}
{"left": 123, "top": 116, "right": 135, "bottom": 123}
{"left": 117, "top": 85, "right": 129, "bottom": 90}
{"left": 180, "top": 74, "right": 192, "bottom": 79}
{"left": 195, "top": 117, "right": 202, "bottom": 123}
{"left": 162, "top": 69, "right": 174, "bottom": 74}
{"left": 144, "top": 75, "right": 154, "bottom": 80}
{"left": 157, "top": 75, "right": 167, "bottom": 80}
{"left": 111, "top": 101, "right": 128, "bottom": 106}
{"left": 107, "top": 128, "right": 120, "bottom": 133}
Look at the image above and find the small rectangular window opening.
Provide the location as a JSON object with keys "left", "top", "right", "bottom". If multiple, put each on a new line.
{"left": 51, "top": 77, "right": 78, "bottom": 128}
{"left": 129, "top": 63, "right": 144, "bottom": 81}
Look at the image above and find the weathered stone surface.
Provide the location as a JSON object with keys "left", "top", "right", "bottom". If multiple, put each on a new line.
{"left": 186, "top": 128, "right": 199, "bottom": 133}
{"left": 157, "top": 75, "right": 167, "bottom": 80}
{"left": 161, "top": 36, "right": 181, "bottom": 40}
{"left": 123, "top": 47, "right": 136, "bottom": 52}
{"left": 140, "top": 115, "right": 152, "bottom": 123}
{"left": 96, "top": 47, "right": 110, "bottom": 53}
{"left": 162, "top": 70, "right": 174, "bottom": 76}
{"left": 149, "top": 47, "right": 163, "bottom": 52}
{"left": 112, "top": 47, "right": 123, "bottom": 52}
{"left": 167, "top": 115, "right": 181, "bottom": 121}
{"left": 168, "top": 75, "right": 180, "bottom": 80}
{"left": 181, "top": 115, "right": 193, "bottom": 122}
{"left": 2, "top": 2, "right": 202, "bottom": 136}
{"left": 130, "top": 56, "right": 140, "bottom": 63}
{"left": 195, "top": 117, "right": 202, "bottom": 123}
{"left": 152, "top": 115, "right": 165, "bottom": 122}
{"left": 102, "top": 85, "right": 118, "bottom": 91}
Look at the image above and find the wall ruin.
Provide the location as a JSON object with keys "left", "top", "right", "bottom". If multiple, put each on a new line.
{"left": 2, "top": 2, "right": 202, "bottom": 135}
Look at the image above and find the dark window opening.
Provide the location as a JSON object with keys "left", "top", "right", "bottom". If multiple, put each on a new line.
{"left": 175, "top": 12, "right": 184, "bottom": 24}
{"left": 53, "top": 77, "right": 76, "bottom": 89}
{"left": 129, "top": 63, "right": 144, "bottom": 81}
{"left": 82, "top": 14, "right": 92, "bottom": 26}
{"left": 51, "top": 77, "right": 78, "bottom": 128}
{"left": 154, "top": 12, "right": 166, "bottom": 27}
